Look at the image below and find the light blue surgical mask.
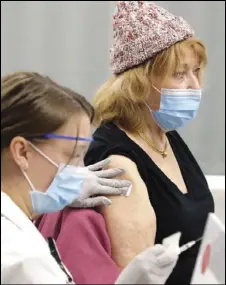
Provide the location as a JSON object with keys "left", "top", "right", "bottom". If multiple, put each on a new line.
{"left": 22, "top": 137, "right": 92, "bottom": 215}
{"left": 146, "top": 88, "right": 202, "bottom": 132}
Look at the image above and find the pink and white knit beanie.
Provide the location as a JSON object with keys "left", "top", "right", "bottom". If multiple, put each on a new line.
{"left": 110, "top": 1, "right": 194, "bottom": 74}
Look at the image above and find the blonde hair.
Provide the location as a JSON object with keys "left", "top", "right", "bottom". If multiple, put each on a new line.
{"left": 93, "top": 38, "right": 207, "bottom": 133}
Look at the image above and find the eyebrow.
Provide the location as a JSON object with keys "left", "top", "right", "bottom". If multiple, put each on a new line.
{"left": 180, "top": 63, "right": 200, "bottom": 69}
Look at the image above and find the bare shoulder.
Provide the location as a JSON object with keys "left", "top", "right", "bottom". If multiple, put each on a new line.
{"left": 103, "top": 154, "right": 154, "bottom": 211}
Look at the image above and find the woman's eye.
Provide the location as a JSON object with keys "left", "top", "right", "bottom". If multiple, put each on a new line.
{"left": 194, "top": 67, "right": 201, "bottom": 73}
{"left": 174, "top": 71, "right": 186, "bottom": 79}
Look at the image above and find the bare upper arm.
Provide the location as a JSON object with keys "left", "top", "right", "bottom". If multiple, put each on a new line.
{"left": 99, "top": 155, "right": 157, "bottom": 269}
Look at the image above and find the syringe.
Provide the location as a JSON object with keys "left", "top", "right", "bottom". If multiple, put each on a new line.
{"left": 179, "top": 237, "right": 202, "bottom": 254}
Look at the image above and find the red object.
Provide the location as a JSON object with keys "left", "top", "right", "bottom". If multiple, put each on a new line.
{"left": 36, "top": 208, "right": 120, "bottom": 284}
{"left": 201, "top": 244, "right": 211, "bottom": 274}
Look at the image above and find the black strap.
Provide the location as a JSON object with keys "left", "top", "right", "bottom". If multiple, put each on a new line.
{"left": 47, "top": 237, "right": 74, "bottom": 284}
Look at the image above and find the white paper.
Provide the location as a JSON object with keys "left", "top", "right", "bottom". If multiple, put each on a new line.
{"left": 191, "top": 213, "right": 225, "bottom": 284}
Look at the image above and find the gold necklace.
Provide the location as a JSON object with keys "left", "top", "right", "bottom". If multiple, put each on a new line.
{"left": 137, "top": 132, "right": 168, "bottom": 158}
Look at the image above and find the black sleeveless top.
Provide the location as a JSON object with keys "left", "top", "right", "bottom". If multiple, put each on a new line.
{"left": 84, "top": 122, "right": 214, "bottom": 284}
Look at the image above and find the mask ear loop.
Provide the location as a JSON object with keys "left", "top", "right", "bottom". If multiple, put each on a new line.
{"left": 20, "top": 142, "right": 60, "bottom": 218}
{"left": 21, "top": 170, "right": 36, "bottom": 192}
{"left": 144, "top": 85, "right": 160, "bottom": 111}
{"left": 28, "top": 142, "right": 59, "bottom": 168}
{"left": 144, "top": 87, "right": 168, "bottom": 132}
{"left": 144, "top": 101, "right": 152, "bottom": 112}
{"left": 152, "top": 85, "right": 161, "bottom": 93}
{"left": 21, "top": 142, "right": 59, "bottom": 190}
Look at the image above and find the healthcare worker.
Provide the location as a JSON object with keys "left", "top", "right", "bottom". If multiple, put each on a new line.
{"left": 1, "top": 71, "right": 178, "bottom": 284}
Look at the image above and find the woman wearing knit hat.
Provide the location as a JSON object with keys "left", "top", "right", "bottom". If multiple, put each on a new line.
{"left": 85, "top": 1, "right": 215, "bottom": 284}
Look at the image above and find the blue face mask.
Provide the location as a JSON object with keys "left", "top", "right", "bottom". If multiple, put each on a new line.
{"left": 22, "top": 139, "right": 91, "bottom": 215}
{"left": 146, "top": 88, "right": 202, "bottom": 132}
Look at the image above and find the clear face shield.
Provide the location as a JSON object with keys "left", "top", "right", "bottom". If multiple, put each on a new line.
{"left": 29, "top": 133, "right": 93, "bottom": 167}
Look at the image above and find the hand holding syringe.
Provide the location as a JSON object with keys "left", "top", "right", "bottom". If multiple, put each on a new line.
{"left": 163, "top": 232, "right": 202, "bottom": 256}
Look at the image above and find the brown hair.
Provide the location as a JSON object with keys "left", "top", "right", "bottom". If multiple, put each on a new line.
{"left": 1, "top": 71, "right": 94, "bottom": 151}
{"left": 60, "top": 85, "right": 94, "bottom": 123}
{"left": 93, "top": 38, "right": 207, "bottom": 134}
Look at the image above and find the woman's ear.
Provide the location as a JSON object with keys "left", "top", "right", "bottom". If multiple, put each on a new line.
{"left": 9, "top": 137, "right": 29, "bottom": 171}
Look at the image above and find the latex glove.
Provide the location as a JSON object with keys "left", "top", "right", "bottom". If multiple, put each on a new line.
{"left": 70, "top": 159, "right": 132, "bottom": 208}
{"left": 115, "top": 244, "right": 178, "bottom": 284}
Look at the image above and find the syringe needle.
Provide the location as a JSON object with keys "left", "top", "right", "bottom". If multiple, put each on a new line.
{"left": 179, "top": 237, "right": 202, "bottom": 254}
